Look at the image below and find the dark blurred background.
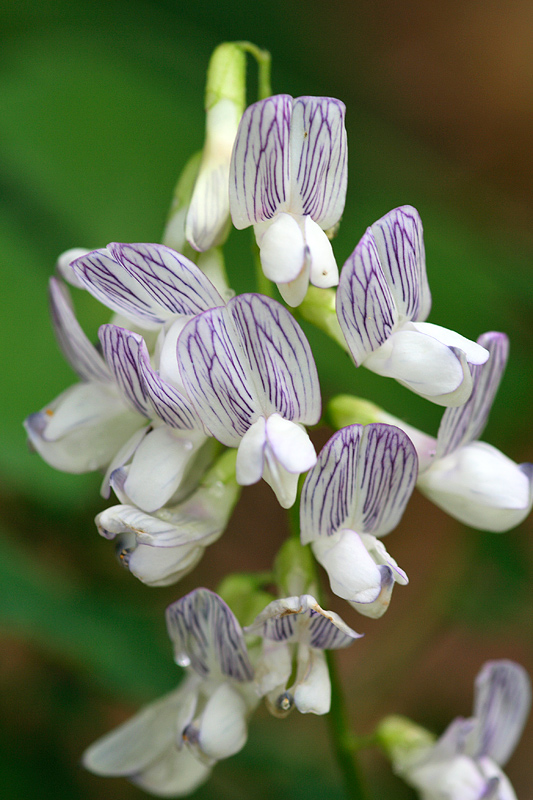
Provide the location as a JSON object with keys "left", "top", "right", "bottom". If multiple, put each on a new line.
{"left": 1, "top": 1, "right": 532, "bottom": 797}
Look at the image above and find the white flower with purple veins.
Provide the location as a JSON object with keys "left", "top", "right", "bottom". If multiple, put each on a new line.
{"left": 399, "top": 660, "right": 531, "bottom": 800}
{"left": 411, "top": 332, "right": 533, "bottom": 532}
{"left": 24, "top": 277, "right": 147, "bottom": 475}
{"left": 177, "top": 293, "right": 321, "bottom": 508}
{"left": 336, "top": 206, "right": 489, "bottom": 406}
{"left": 301, "top": 424, "right": 418, "bottom": 618}
{"left": 230, "top": 94, "right": 347, "bottom": 306}
{"left": 96, "top": 451, "right": 240, "bottom": 587}
{"left": 245, "top": 594, "right": 361, "bottom": 717}
{"left": 96, "top": 323, "right": 212, "bottom": 512}
{"left": 83, "top": 589, "right": 258, "bottom": 797}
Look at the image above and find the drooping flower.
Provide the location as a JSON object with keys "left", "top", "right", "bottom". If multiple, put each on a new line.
{"left": 83, "top": 589, "right": 258, "bottom": 796}
{"left": 300, "top": 423, "right": 418, "bottom": 617}
{"left": 336, "top": 206, "right": 489, "bottom": 406}
{"left": 390, "top": 660, "right": 531, "bottom": 800}
{"left": 97, "top": 450, "right": 240, "bottom": 586}
{"left": 177, "top": 293, "right": 321, "bottom": 508}
{"left": 414, "top": 331, "right": 533, "bottom": 531}
{"left": 229, "top": 94, "right": 347, "bottom": 306}
{"left": 339, "top": 333, "right": 533, "bottom": 532}
{"left": 245, "top": 594, "right": 361, "bottom": 716}
{"left": 24, "top": 277, "right": 147, "bottom": 475}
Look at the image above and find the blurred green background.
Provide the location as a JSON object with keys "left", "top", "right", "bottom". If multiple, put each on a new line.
{"left": 1, "top": 0, "right": 532, "bottom": 797}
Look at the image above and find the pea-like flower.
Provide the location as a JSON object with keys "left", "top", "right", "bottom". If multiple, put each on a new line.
{"left": 177, "top": 293, "right": 321, "bottom": 508}
{"left": 301, "top": 424, "right": 418, "bottom": 618}
{"left": 245, "top": 594, "right": 361, "bottom": 716}
{"left": 229, "top": 94, "right": 347, "bottom": 306}
{"left": 83, "top": 589, "right": 258, "bottom": 796}
{"left": 24, "top": 277, "right": 147, "bottom": 475}
{"left": 412, "top": 332, "right": 533, "bottom": 532}
{"left": 394, "top": 660, "right": 531, "bottom": 800}
{"left": 97, "top": 450, "right": 240, "bottom": 587}
{"left": 336, "top": 206, "right": 489, "bottom": 406}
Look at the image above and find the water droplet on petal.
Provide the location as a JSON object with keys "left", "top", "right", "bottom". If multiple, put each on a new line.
{"left": 176, "top": 653, "right": 191, "bottom": 667}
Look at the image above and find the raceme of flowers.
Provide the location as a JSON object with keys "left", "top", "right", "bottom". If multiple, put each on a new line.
{"left": 25, "top": 42, "right": 531, "bottom": 799}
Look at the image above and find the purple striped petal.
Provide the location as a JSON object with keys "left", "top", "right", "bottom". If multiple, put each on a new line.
{"left": 289, "top": 96, "right": 347, "bottom": 229}
{"left": 136, "top": 342, "right": 201, "bottom": 431}
{"left": 48, "top": 277, "right": 111, "bottom": 383}
{"left": 301, "top": 424, "right": 418, "bottom": 543}
{"left": 370, "top": 206, "right": 431, "bottom": 323}
{"left": 177, "top": 294, "right": 320, "bottom": 445}
{"left": 337, "top": 231, "right": 397, "bottom": 365}
{"left": 472, "top": 660, "right": 531, "bottom": 766}
{"left": 229, "top": 95, "right": 292, "bottom": 228}
{"left": 109, "top": 243, "right": 224, "bottom": 314}
{"left": 99, "top": 325, "right": 151, "bottom": 416}
{"left": 177, "top": 307, "right": 258, "bottom": 445}
{"left": 437, "top": 332, "right": 509, "bottom": 458}
{"left": 228, "top": 294, "right": 320, "bottom": 425}
{"left": 71, "top": 244, "right": 223, "bottom": 328}
{"left": 245, "top": 594, "right": 361, "bottom": 649}
{"left": 165, "top": 589, "right": 253, "bottom": 682}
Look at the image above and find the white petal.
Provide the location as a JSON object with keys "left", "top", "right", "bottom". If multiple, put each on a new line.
{"left": 349, "top": 566, "right": 396, "bottom": 619}
{"left": 24, "top": 383, "right": 143, "bottom": 473}
{"left": 263, "top": 449, "right": 300, "bottom": 509}
{"left": 100, "top": 426, "right": 148, "bottom": 499}
{"left": 126, "top": 541, "right": 205, "bottom": 587}
{"left": 304, "top": 216, "right": 339, "bottom": 289}
{"left": 83, "top": 686, "right": 190, "bottom": 776}
{"left": 123, "top": 427, "right": 206, "bottom": 512}
{"left": 254, "top": 639, "right": 292, "bottom": 697}
{"left": 412, "top": 322, "right": 489, "bottom": 365}
{"left": 359, "top": 533, "right": 408, "bottom": 585}
{"left": 364, "top": 327, "right": 473, "bottom": 404}
{"left": 266, "top": 414, "right": 316, "bottom": 473}
{"left": 236, "top": 416, "right": 266, "bottom": 485}
{"left": 472, "top": 660, "right": 532, "bottom": 766}
{"left": 185, "top": 97, "right": 238, "bottom": 251}
{"left": 132, "top": 745, "right": 211, "bottom": 798}
{"left": 437, "top": 332, "right": 509, "bottom": 458}
{"left": 293, "top": 646, "right": 331, "bottom": 715}
{"left": 48, "top": 277, "right": 110, "bottom": 383}
{"left": 157, "top": 317, "right": 192, "bottom": 390}
{"left": 478, "top": 758, "right": 518, "bottom": 800}
{"left": 312, "top": 529, "right": 382, "bottom": 602}
{"left": 418, "top": 441, "right": 533, "bottom": 532}
{"left": 256, "top": 212, "right": 305, "bottom": 283}
{"left": 276, "top": 262, "right": 310, "bottom": 307}
{"left": 198, "top": 683, "right": 248, "bottom": 760}
{"left": 56, "top": 247, "right": 90, "bottom": 288}
{"left": 407, "top": 754, "right": 488, "bottom": 800}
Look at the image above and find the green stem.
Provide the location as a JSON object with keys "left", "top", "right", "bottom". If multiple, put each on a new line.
{"left": 325, "top": 649, "right": 369, "bottom": 800}
{"left": 235, "top": 41, "right": 272, "bottom": 99}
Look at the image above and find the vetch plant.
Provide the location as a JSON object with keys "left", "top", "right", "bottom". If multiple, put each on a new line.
{"left": 24, "top": 40, "right": 531, "bottom": 799}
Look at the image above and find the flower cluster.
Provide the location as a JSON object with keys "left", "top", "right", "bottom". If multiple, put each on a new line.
{"left": 25, "top": 42, "right": 531, "bottom": 799}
